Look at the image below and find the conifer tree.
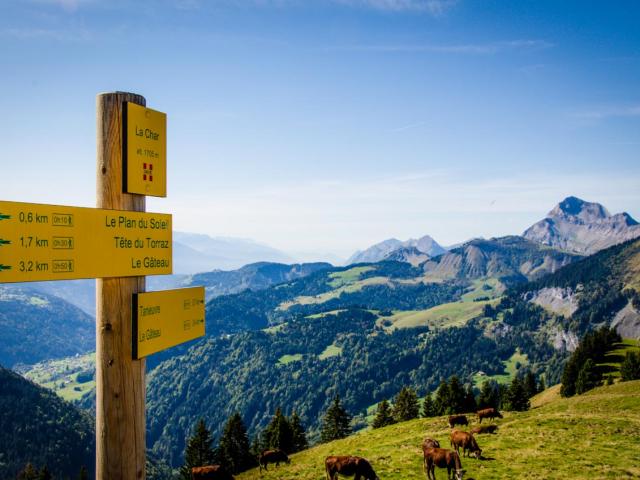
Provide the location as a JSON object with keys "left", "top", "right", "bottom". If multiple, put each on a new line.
{"left": 78, "top": 466, "right": 88, "bottom": 480}
{"left": 462, "top": 385, "right": 477, "bottom": 413}
{"left": 422, "top": 394, "right": 436, "bottom": 418}
{"left": 372, "top": 399, "right": 395, "bottom": 428}
{"left": 537, "top": 376, "right": 546, "bottom": 393}
{"left": 392, "top": 387, "right": 420, "bottom": 422}
{"left": 37, "top": 466, "right": 52, "bottom": 480}
{"left": 290, "top": 412, "right": 308, "bottom": 453}
{"left": 620, "top": 351, "right": 640, "bottom": 381}
{"left": 524, "top": 371, "right": 538, "bottom": 399}
{"left": 448, "top": 376, "right": 466, "bottom": 414}
{"left": 218, "top": 413, "right": 255, "bottom": 474}
{"left": 180, "top": 418, "right": 217, "bottom": 480}
{"left": 434, "top": 379, "right": 450, "bottom": 416}
{"left": 262, "top": 407, "right": 293, "bottom": 453}
{"left": 505, "top": 376, "right": 530, "bottom": 411}
{"left": 575, "top": 359, "right": 600, "bottom": 394}
{"left": 320, "top": 395, "right": 352, "bottom": 442}
{"left": 17, "top": 463, "right": 38, "bottom": 480}
{"left": 478, "top": 380, "right": 499, "bottom": 409}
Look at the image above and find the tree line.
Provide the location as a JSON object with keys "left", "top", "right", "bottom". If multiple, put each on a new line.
{"left": 372, "top": 372, "right": 543, "bottom": 428}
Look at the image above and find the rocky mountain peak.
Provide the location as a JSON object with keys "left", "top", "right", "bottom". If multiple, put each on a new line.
{"left": 548, "top": 196, "right": 611, "bottom": 224}
{"left": 523, "top": 196, "right": 640, "bottom": 255}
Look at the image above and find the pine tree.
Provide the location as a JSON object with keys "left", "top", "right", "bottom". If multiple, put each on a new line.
{"left": 524, "top": 371, "right": 538, "bottom": 399}
{"left": 537, "top": 376, "right": 546, "bottom": 393}
{"left": 180, "top": 418, "right": 217, "bottom": 480}
{"left": 218, "top": 413, "right": 255, "bottom": 474}
{"left": 262, "top": 407, "right": 293, "bottom": 453}
{"left": 478, "top": 380, "right": 499, "bottom": 409}
{"left": 606, "top": 374, "right": 615, "bottom": 385}
{"left": 320, "top": 395, "right": 352, "bottom": 442}
{"left": 434, "top": 379, "right": 450, "bottom": 416}
{"left": 620, "top": 351, "right": 640, "bottom": 381}
{"left": 422, "top": 394, "right": 436, "bottom": 418}
{"left": 448, "top": 376, "right": 466, "bottom": 414}
{"left": 78, "top": 466, "right": 88, "bottom": 480}
{"left": 17, "top": 464, "right": 38, "bottom": 480}
{"left": 372, "top": 399, "right": 396, "bottom": 428}
{"left": 289, "top": 412, "right": 308, "bottom": 453}
{"left": 505, "top": 376, "right": 530, "bottom": 412}
{"left": 462, "top": 385, "right": 477, "bottom": 413}
{"left": 37, "top": 466, "right": 52, "bottom": 480}
{"left": 575, "top": 359, "right": 600, "bottom": 394}
{"left": 392, "top": 387, "right": 420, "bottom": 422}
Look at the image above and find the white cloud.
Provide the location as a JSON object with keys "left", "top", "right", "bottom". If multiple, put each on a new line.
{"left": 570, "top": 104, "right": 640, "bottom": 121}
{"left": 328, "top": 39, "right": 553, "bottom": 54}
{"left": 30, "top": 0, "right": 95, "bottom": 12}
{"left": 332, "top": 0, "right": 458, "bottom": 14}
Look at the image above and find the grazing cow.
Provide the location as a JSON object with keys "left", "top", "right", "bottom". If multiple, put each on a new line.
{"left": 422, "top": 438, "right": 441, "bottom": 449}
{"left": 422, "top": 447, "right": 464, "bottom": 480}
{"left": 450, "top": 430, "right": 482, "bottom": 459}
{"left": 448, "top": 415, "right": 469, "bottom": 429}
{"left": 259, "top": 449, "right": 290, "bottom": 472}
{"left": 476, "top": 408, "right": 502, "bottom": 423}
{"left": 325, "top": 455, "right": 379, "bottom": 480}
{"left": 191, "top": 465, "right": 234, "bottom": 480}
{"left": 471, "top": 424, "right": 498, "bottom": 435}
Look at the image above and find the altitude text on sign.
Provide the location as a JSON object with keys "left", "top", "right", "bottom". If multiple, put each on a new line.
{"left": 132, "top": 287, "right": 205, "bottom": 359}
{"left": 124, "top": 102, "right": 167, "bottom": 197}
{"left": 0, "top": 200, "right": 172, "bottom": 282}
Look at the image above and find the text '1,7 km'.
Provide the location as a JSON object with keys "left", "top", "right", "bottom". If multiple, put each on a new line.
{"left": 0, "top": 200, "right": 172, "bottom": 282}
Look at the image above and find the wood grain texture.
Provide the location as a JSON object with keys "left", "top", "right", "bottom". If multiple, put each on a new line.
{"left": 96, "top": 92, "right": 147, "bottom": 480}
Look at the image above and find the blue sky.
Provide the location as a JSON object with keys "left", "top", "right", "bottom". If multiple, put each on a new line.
{"left": 1, "top": 0, "right": 639, "bottom": 260}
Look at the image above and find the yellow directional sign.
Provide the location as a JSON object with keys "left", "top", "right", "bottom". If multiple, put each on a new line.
{"left": 0, "top": 200, "right": 172, "bottom": 283}
{"left": 132, "top": 287, "right": 205, "bottom": 359}
{"left": 125, "top": 102, "right": 167, "bottom": 197}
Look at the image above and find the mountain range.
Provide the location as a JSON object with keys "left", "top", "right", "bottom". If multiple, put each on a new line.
{"left": 348, "top": 197, "right": 639, "bottom": 267}
{"left": 347, "top": 235, "right": 446, "bottom": 264}
{"left": 4, "top": 195, "right": 640, "bottom": 474}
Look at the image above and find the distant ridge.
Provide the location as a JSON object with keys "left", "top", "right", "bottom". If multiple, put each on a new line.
{"left": 523, "top": 196, "right": 640, "bottom": 255}
{"left": 348, "top": 235, "right": 446, "bottom": 264}
{"left": 421, "top": 235, "right": 577, "bottom": 283}
{"left": 174, "top": 232, "right": 295, "bottom": 273}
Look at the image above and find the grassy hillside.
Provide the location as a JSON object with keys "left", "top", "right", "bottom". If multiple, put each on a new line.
{"left": 238, "top": 381, "right": 640, "bottom": 480}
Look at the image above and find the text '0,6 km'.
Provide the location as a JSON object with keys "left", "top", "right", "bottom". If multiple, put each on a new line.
{"left": 0, "top": 200, "right": 172, "bottom": 282}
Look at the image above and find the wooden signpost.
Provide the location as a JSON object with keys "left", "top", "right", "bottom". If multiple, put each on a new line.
{"left": 0, "top": 91, "right": 205, "bottom": 479}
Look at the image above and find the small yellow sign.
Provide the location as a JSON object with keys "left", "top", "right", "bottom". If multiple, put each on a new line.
{"left": 132, "top": 287, "right": 205, "bottom": 359}
{"left": 125, "top": 102, "right": 167, "bottom": 197}
{"left": 0, "top": 200, "right": 172, "bottom": 282}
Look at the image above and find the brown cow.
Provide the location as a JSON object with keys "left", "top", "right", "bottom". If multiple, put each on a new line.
{"left": 450, "top": 430, "right": 482, "bottom": 459}
{"left": 191, "top": 465, "right": 234, "bottom": 480}
{"left": 471, "top": 424, "right": 498, "bottom": 435}
{"left": 448, "top": 415, "right": 469, "bottom": 429}
{"left": 325, "top": 455, "right": 379, "bottom": 480}
{"left": 422, "top": 437, "right": 441, "bottom": 449}
{"left": 422, "top": 447, "right": 464, "bottom": 480}
{"left": 259, "top": 449, "right": 290, "bottom": 472}
{"left": 476, "top": 408, "right": 502, "bottom": 423}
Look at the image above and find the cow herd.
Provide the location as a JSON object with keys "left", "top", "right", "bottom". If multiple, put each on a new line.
{"left": 191, "top": 407, "right": 504, "bottom": 480}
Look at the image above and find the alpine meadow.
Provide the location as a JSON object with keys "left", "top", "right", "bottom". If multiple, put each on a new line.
{"left": 1, "top": 1, "right": 640, "bottom": 479}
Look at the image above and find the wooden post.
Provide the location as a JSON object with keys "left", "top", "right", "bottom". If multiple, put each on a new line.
{"left": 96, "top": 92, "right": 147, "bottom": 479}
